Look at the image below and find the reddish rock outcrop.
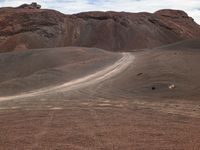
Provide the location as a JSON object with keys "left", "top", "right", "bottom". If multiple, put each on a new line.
{"left": 0, "top": 5, "right": 200, "bottom": 52}
{"left": 17, "top": 2, "right": 41, "bottom": 9}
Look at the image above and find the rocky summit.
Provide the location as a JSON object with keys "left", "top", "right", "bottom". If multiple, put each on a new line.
{"left": 0, "top": 4, "right": 200, "bottom": 52}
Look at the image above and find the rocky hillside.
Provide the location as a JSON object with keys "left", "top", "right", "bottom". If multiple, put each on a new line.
{"left": 0, "top": 4, "right": 200, "bottom": 52}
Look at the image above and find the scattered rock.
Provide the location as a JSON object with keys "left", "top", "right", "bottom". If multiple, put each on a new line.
{"left": 169, "top": 84, "right": 176, "bottom": 89}
{"left": 137, "top": 73, "right": 143, "bottom": 76}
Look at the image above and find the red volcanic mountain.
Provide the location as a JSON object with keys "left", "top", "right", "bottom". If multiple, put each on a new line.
{"left": 0, "top": 4, "right": 200, "bottom": 52}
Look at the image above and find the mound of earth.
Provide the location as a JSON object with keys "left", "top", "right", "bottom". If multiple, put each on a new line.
{"left": 0, "top": 47, "right": 120, "bottom": 96}
{"left": 0, "top": 5, "right": 200, "bottom": 52}
{"left": 96, "top": 39, "right": 200, "bottom": 101}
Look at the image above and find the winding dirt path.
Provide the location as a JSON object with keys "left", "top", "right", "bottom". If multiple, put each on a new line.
{"left": 0, "top": 53, "right": 134, "bottom": 101}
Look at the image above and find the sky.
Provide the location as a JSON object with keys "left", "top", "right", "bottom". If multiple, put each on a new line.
{"left": 0, "top": 0, "right": 200, "bottom": 24}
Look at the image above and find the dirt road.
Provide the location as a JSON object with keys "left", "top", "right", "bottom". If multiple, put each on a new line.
{"left": 0, "top": 53, "right": 134, "bottom": 102}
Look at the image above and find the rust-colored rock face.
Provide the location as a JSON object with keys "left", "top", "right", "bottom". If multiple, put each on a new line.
{"left": 0, "top": 8, "right": 65, "bottom": 52}
{"left": 0, "top": 6, "right": 200, "bottom": 52}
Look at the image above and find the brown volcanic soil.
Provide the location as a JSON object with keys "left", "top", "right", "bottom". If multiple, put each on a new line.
{"left": 0, "top": 40, "right": 200, "bottom": 149}
{"left": 0, "top": 47, "right": 120, "bottom": 96}
{"left": 0, "top": 7, "right": 200, "bottom": 52}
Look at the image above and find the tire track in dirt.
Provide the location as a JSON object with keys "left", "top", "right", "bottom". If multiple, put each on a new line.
{"left": 0, "top": 53, "right": 134, "bottom": 101}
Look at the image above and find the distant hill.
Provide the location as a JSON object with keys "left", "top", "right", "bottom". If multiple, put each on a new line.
{"left": 0, "top": 4, "right": 200, "bottom": 52}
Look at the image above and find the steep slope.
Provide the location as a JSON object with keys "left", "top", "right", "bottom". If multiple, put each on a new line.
{"left": 0, "top": 6, "right": 200, "bottom": 52}
{"left": 74, "top": 10, "right": 200, "bottom": 50}
{"left": 0, "top": 7, "right": 66, "bottom": 52}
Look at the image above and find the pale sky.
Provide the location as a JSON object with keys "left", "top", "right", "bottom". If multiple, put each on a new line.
{"left": 0, "top": 0, "right": 200, "bottom": 24}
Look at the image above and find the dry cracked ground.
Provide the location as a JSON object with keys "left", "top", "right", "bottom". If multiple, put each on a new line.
{"left": 0, "top": 40, "right": 200, "bottom": 150}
